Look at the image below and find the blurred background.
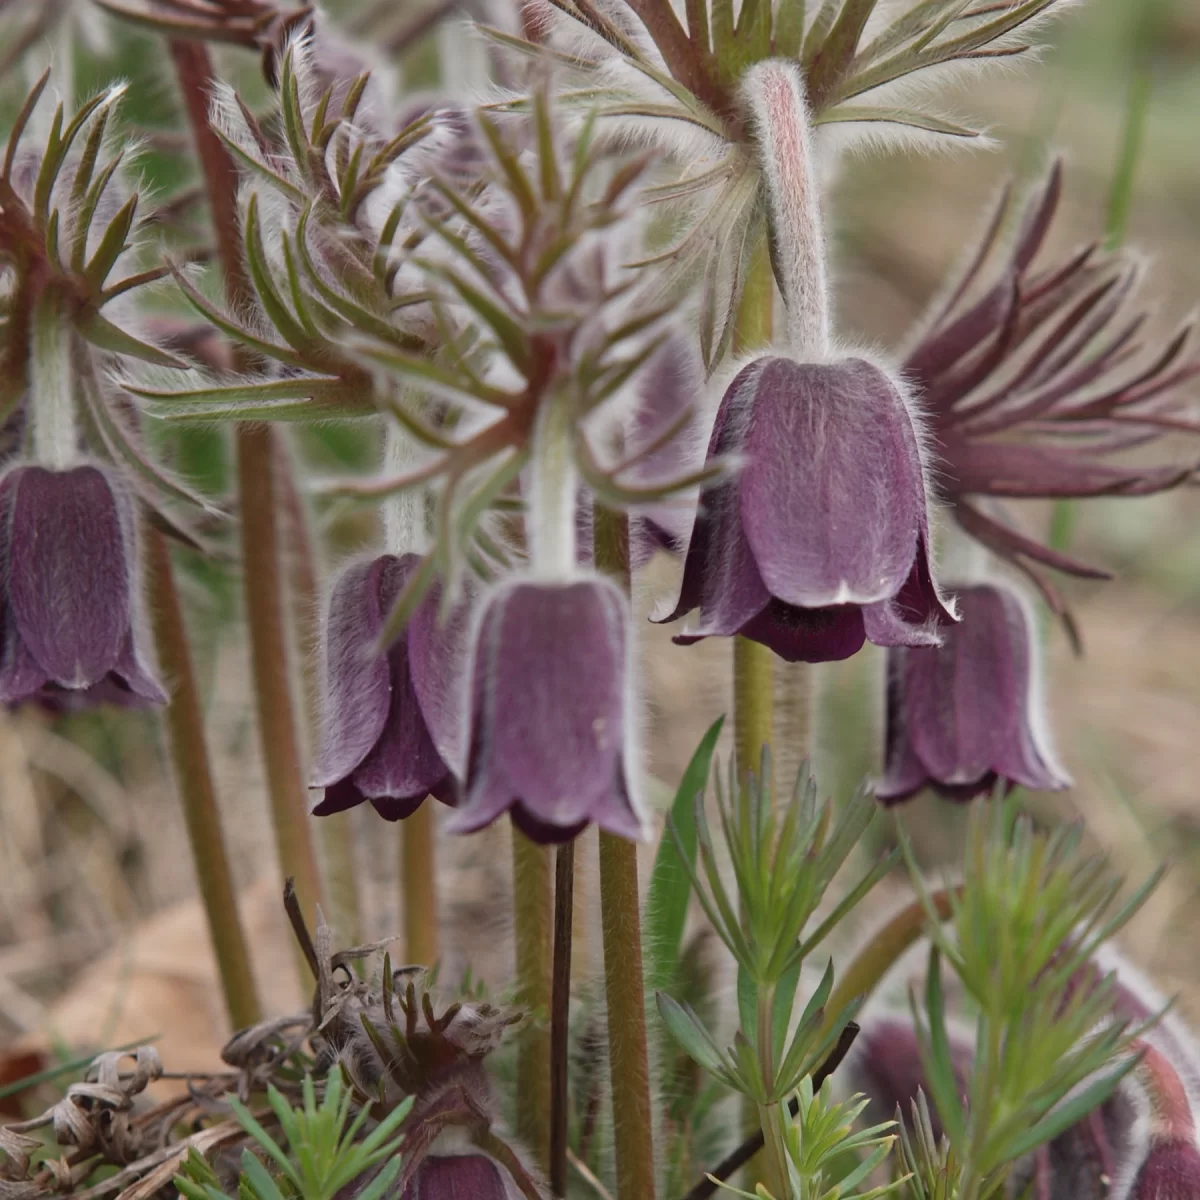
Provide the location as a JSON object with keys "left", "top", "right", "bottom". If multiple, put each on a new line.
{"left": 2, "top": 0, "right": 1200, "bottom": 1105}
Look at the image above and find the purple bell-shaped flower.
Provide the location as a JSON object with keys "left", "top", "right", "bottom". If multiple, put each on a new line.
{"left": 658, "top": 356, "right": 955, "bottom": 662}
{"left": 449, "top": 575, "right": 644, "bottom": 844}
{"left": 311, "top": 553, "right": 460, "bottom": 820}
{"left": 401, "top": 1154, "right": 518, "bottom": 1199}
{"left": 0, "top": 463, "right": 165, "bottom": 708}
{"left": 657, "top": 62, "right": 954, "bottom": 663}
{"left": 877, "top": 580, "right": 1068, "bottom": 803}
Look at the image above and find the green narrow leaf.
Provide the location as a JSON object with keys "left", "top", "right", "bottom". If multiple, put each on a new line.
{"left": 239, "top": 1150, "right": 289, "bottom": 1200}
{"left": 737, "top": 966, "right": 758, "bottom": 1048}
{"left": 213, "top": 128, "right": 305, "bottom": 201}
{"left": 77, "top": 312, "right": 186, "bottom": 367}
{"left": 771, "top": 958, "right": 804, "bottom": 1063}
{"left": 244, "top": 194, "right": 316, "bottom": 351}
{"left": 815, "top": 105, "right": 979, "bottom": 137}
{"left": 644, "top": 717, "right": 724, "bottom": 994}
{"left": 1005, "top": 1055, "right": 1141, "bottom": 1163}
{"left": 656, "top": 992, "right": 729, "bottom": 1077}
{"left": 84, "top": 192, "right": 138, "bottom": 290}
{"left": 3, "top": 69, "right": 50, "bottom": 180}
{"left": 172, "top": 268, "right": 310, "bottom": 369}
{"left": 808, "top": 0, "right": 882, "bottom": 106}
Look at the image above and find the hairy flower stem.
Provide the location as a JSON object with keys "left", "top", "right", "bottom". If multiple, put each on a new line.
{"left": 402, "top": 803, "right": 440, "bottom": 966}
{"left": 512, "top": 828, "right": 553, "bottom": 1172}
{"left": 550, "top": 842, "right": 575, "bottom": 1197}
{"left": 756, "top": 986, "right": 790, "bottom": 1198}
{"left": 170, "top": 39, "right": 324, "bottom": 964}
{"left": 594, "top": 504, "right": 656, "bottom": 1200}
{"left": 381, "top": 421, "right": 440, "bottom": 959}
{"left": 731, "top": 240, "right": 777, "bottom": 786}
{"left": 731, "top": 229, "right": 778, "bottom": 1175}
{"left": 277, "top": 439, "right": 362, "bottom": 945}
{"left": 145, "top": 527, "right": 261, "bottom": 1030}
{"left": 29, "top": 288, "right": 77, "bottom": 469}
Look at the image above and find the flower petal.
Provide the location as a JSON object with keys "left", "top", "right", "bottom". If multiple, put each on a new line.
{"left": 454, "top": 576, "right": 641, "bottom": 840}
{"left": 739, "top": 357, "right": 927, "bottom": 608}
{"left": 408, "top": 577, "right": 473, "bottom": 778}
{"left": 904, "top": 584, "right": 1067, "bottom": 793}
{"left": 313, "top": 777, "right": 369, "bottom": 817}
{"left": 738, "top": 600, "right": 866, "bottom": 663}
{"left": 311, "top": 556, "right": 397, "bottom": 788}
{"left": 6, "top": 465, "right": 131, "bottom": 688}
{"left": 655, "top": 359, "right": 771, "bottom": 628}
{"left": 111, "top": 633, "right": 168, "bottom": 704}
{"left": 404, "top": 1153, "right": 513, "bottom": 1199}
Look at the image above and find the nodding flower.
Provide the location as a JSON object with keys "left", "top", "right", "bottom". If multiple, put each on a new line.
{"left": 0, "top": 463, "right": 165, "bottom": 709}
{"left": 450, "top": 574, "right": 646, "bottom": 844}
{"left": 658, "top": 62, "right": 954, "bottom": 664}
{"left": 311, "top": 553, "right": 463, "bottom": 821}
{"left": 877, "top": 580, "right": 1069, "bottom": 805}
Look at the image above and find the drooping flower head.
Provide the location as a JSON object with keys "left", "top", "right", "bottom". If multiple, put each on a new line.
{"left": 661, "top": 353, "right": 953, "bottom": 661}
{"left": 0, "top": 464, "right": 164, "bottom": 707}
{"left": 904, "top": 162, "right": 1200, "bottom": 628}
{"left": 312, "top": 553, "right": 465, "bottom": 820}
{"left": 878, "top": 579, "right": 1068, "bottom": 804}
{"left": 0, "top": 75, "right": 218, "bottom": 711}
{"left": 450, "top": 574, "right": 645, "bottom": 843}
{"left": 658, "top": 59, "right": 954, "bottom": 662}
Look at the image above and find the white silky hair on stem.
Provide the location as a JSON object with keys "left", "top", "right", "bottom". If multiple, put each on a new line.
{"left": 30, "top": 290, "right": 80, "bottom": 471}
{"left": 742, "top": 59, "right": 830, "bottom": 361}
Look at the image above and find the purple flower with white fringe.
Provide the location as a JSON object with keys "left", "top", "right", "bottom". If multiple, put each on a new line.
{"left": 311, "top": 553, "right": 464, "bottom": 821}
{"left": 449, "top": 574, "right": 644, "bottom": 844}
{"left": 656, "top": 355, "right": 955, "bottom": 662}
{"left": 878, "top": 580, "right": 1067, "bottom": 804}
{"left": 0, "top": 463, "right": 165, "bottom": 708}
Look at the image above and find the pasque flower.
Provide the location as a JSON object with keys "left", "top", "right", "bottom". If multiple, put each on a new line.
{"left": 311, "top": 553, "right": 460, "bottom": 821}
{"left": 877, "top": 580, "right": 1068, "bottom": 804}
{"left": 905, "top": 162, "right": 1200, "bottom": 624}
{"left": 658, "top": 60, "right": 954, "bottom": 663}
{"left": 449, "top": 574, "right": 645, "bottom": 844}
{"left": 401, "top": 1154, "right": 518, "bottom": 1199}
{"left": 0, "top": 463, "right": 165, "bottom": 707}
